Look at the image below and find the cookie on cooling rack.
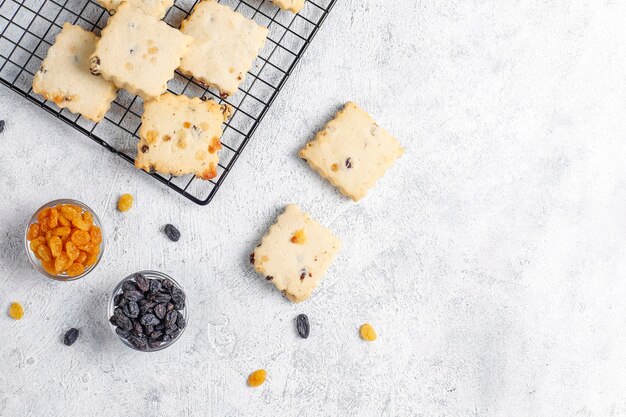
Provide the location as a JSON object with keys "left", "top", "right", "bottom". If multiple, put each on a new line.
{"left": 97, "top": 0, "right": 174, "bottom": 19}
{"left": 179, "top": 0, "right": 268, "bottom": 97}
{"left": 135, "top": 92, "right": 232, "bottom": 180}
{"left": 299, "top": 102, "right": 404, "bottom": 201}
{"left": 272, "top": 0, "right": 305, "bottom": 13}
{"left": 32, "top": 23, "right": 117, "bottom": 123}
{"left": 251, "top": 205, "right": 341, "bottom": 303}
{"left": 90, "top": 2, "right": 192, "bottom": 99}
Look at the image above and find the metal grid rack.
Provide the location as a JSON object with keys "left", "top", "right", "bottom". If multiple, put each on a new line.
{"left": 0, "top": 0, "right": 336, "bottom": 205}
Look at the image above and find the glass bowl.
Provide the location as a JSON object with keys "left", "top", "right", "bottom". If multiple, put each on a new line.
{"left": 108, "top": 271, "right": 188, "bottom": 352}
{"left": 24, "top": 199, "right": 105, "bottom": 281}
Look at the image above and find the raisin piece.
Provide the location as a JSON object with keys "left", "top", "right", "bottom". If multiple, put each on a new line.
{"left": 134, "top": 273, "right": 149, "bottom": 292}
{"left": 129, "top": 335, "right": 147, "bottom": 350}
{"left": 8, "top": 302, "right": 24, "bottom": 320}
{"left": 171, "top": 286, "right": 185, "bottom": 304}
{"left": 165, "top": 310, "right": 178, "bottom": 328}
{"left": 140, "top": 314, "right": 160, "bottom": 326}
{"left": 148, "top": 340, "right": 162, "bottom": 349}
{"left": 126, "top": 301, "right": 139, "bottom": 318}
{"left": 133, "top": 321, "right": 144, "bottom": 336}
{"left": 345, "top": 157, "right": 353, "bottom": 168}
{"left": 144, "top": 324, "right": 154, "bottom": 335}
{"left": 176, "top": 311, "right": 186, "bottom": 330}
{"left": 163, "top": 224, "right": 181, "bottom": 242}
{"left": 63, "top": 328, "right": 79, "bottom": 346}
{"left": 296, "top": 314, "right": 310, "bottom": 339}
{"left": 149, "top": 331, "right": 163, "bottom": 340}
{"left": 166, "top": 302, "right": 175, "bottom": 312}
{"left": 122, "top": 281, "right": 137, "bottom": 292}
{"left": 154, "top": 303, "right": 167, "bottom": 319}
{"left": 247, "top": 370, "right": 266, "bottom": 387}
{"left": 359, "top": 323, "right": 377, "bottom": 341}
{"left": 149, "top": 293, "right": 171, "bottom": 304}
{"left": 27, "top": 223, "right": 40, "bottom": 241}
{"left": 115, "top": 314, "right": 132, "bottom": 331}
{"left": 115, "top": 327, "right": 130, "bottom": 339}
{"left": 0, "top": 120, "right": 4, "bottom": 134}
{"left": 149, "top": 279, "right": 161, "bottom": 293}
{"left": 249, "top": 252, "right": 255, "bottom": 264}
{"left": 124, "top": 291, "right": 143, "bottom": 302}
{"left": 113, "top": 294, "right": 122, "bottom": 306}
{"left": 117, "top": 194, "right": 133, "bottom": 212}
{"left": 266, "top": 276, "right": 273, "bottom": 281}
{"left": 161, "top": 279, "right": 174, "bottom": 290}
{"left": 290, "top": 229, "right": 307, "bottom": 244}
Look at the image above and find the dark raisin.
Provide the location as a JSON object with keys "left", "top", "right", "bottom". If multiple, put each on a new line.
{"left": 161, "top": 279, "right": 174, "bottom": 290}
{"left": 300, "top": 269, "right": 306, "bottom": 280}
{"left": 113, "top": 293, "right": 122, "bottom": 306}
{"left": 122, "top": 281, "right": 137, "bottom": 292}
{"left": 116, "top": 315, "right": 132, "bottom": 331}
{"left": 141, "top": 145, "right": 149, "bottom": 153}
{"left": 169, "top": 328, "right": 181, "bottom": 339}
{"left": 249, "top": 252, "right": 255, "bottom": 264}
{"left": 163, "top": 224, "right": 181, "bottom": 242}
{"left": 129, "top": 335, "right": 147, "bottom": 350}
{"left": 149, "top": 293, "right": 171, "bottom": 303}
{"left": 219, "top": 92, "right": 228, "bottom": 99}
{"left": 63, "top": 328, "right": 79, "bottom": 346}
{"left": 133, "top": 321, "right": 143, "bottom": 336}
{"left": 0, "top": 120, "right": 5, "bottom": 134}
{"left": 114, "top": 307, "right": 124, "bottom": 317}
{"left": 149, "top": 331, "right": 163, "bottom": 340}
{"left": 115, "top": 327, "right": 130, "bottom": 339}
{"left": 144, "top": 325, "right": 154, "bottom": 335}
{"left": 140, "top": 314, "right": 160, "bottom": 326}
{"left": 176, "top": 312, "right": 186, "bottom": 329}
{"left": 171, "top": 286, "right": 185, "bottom": 304}
{"left": 134, "top": 273, "right": 149, "bottom": 292}
{"left": 139, "top": 300, "right": 156, "bottom": 315}
{"left": 166, "top": 302, "right": 175, "bottom": 312}
{"left": 149, "top": 279, "right": 162, "bottom": 293}
{"left": 296, "top": 314, "right": 310, "bottom": 339}
{"left": 124, "top": 290, "right": 143, "bottom": 302}
{"left": 266, "top": 276, "right": 273, "bottom": 281}
{"left": 165, "top": 326, "right": 177, "bottom": 335}
{"left": 165, "top": 310, "right": 178, "bottom": 328}
{"left": 160, "top": 334, "right": 172, "bottom": 342}
{"left": 174, "top": 301, "right": 185, "bottom": 310}
{"left": 148, "top": 340, "right": 162, "bottom": 349}
{"left": 345, "top": 157, "right": 352, "bottom": 168}
{"left": 154, "top": 303, "right": 167, "bottom": 319}
{"left": 126, "top": 301, "right": 139, "bottom": 318}
{"left": 155, "top": 323, "right": 165, "bottom": 331}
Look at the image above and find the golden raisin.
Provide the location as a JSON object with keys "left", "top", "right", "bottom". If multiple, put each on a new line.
{"left": 76, "top": 251, "right": 88, "bottom": 265}
{"left": 27, "top": 223, "right": 40, "bottom": 241}
{"left": 83, "top": 211, "right": 94, "bottom": 229}
{"left": 54, "top": 252, "right": 71, "bottom": 273}
{"left": 331, "top": 163, "right": 339, "bottom": 172}
{"left": 84, "top": 252, "right": 98, "bottom": 267}
{"left": 41, "top": 260, "right": 57, "bottom": 275}
{"left": 66, "top": 262, "right": 85, "bottom": 277}
{"left": 36, "top": 244, "right": 52, "bottom": 262}
{"left": 47, "top": 207, "right": 59, "bottom": 228}
{"left": 72, "top": 216, "right": 90, "bottom": 231}
{"left": 71, "top": 230, "right": 91, "bottom": 246}
{"left": 89, "top": 226, "right": 102, "bottom": 245}
{"left": 79, "top": 243, "right": 99, "bottom": 255}
{"left": 30, "top": 236, "right": 46, "bottom": 253}
{"left": 58, "top": 213, "right": 71, "bottom": 227}
{"left": 48, "top": 235, "right": 62, "bottom": 258}
{"left": 290, "top": 229, "right": 307, "bottom": 244}
{"left": 247, "top": 369, "right": 267, "bottom": 387}
{"left": 117, "top": 194, "right": 133, "bottom": 212}
{"left": 45, "top": 230, "right": 52, "bottom": 240}
{"left": 60, "top": 205, "right": 80, "bottom": 221}
{"left": 66, "top": 241, "right": 80, "bottom": 260}
{"left": 359, "top": 323, "right": 377, "bottom": 342}
{"left": 37, "top": 207, "right": 50, "bottom": 224}
{"left": 52, "top": 226, "right": 71, "bottom": 237}
{"left": 8, "top": 302, "right": 24, "bottom": 320}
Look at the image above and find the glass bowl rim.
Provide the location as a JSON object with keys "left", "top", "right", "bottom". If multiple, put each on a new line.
{"left": 108, "top": 270, "right": 188, "bottom": 353}
{"left": 24, "top": 198, "right": 105, "bottom": 281}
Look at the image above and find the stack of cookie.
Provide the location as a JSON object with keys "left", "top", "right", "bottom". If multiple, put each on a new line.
{"left": 32, "top": 0, "right": 302, "bottom": 180}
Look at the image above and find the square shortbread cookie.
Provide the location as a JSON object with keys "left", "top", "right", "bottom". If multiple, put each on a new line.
{"left": 135, "top": 92, "right": 232, "bottom": 180}
{"left": 97, "top": 0, "right": 174, "bottom": 19}
{"left": 272, "top": 0, "right": 305, "bottom": 13}
{"left": 299, "top": 102, "right": 404, "bottom": 201}
{"left": 179, "top": 0, "right": 268, "bottom": 97}
{"left": 251, "top": 205, "right": 341, "bottom": 303}
{"left": 91, "top": 2, "right": 192, "bottom": 99}
{"left": 32, "top": 23, "right": 117, "bottom": 122}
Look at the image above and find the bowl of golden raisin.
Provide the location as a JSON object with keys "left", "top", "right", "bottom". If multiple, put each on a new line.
{"left": 25, "top": 199, "right": 104, "bottom": 280}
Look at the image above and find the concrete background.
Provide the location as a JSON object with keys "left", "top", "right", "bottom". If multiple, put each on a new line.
{"left": 1, "top": 0, "right": 626, "bottom": 416}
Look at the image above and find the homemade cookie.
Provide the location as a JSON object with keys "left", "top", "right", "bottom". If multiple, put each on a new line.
{"left": 272, "top": 0, "right": 305, "bottom": 13}
{"left": 251, "top": 205, "right": 341, "bottom": 303}
{"left": 91, "top": 2, "right": 192, "bottom": 99}
{"left": 97, "top": 0, "right": 174, "bottom": 19}
{"left": 135, "top": 92, "right": 232, "bottom": 180}
{"left": 32, "top": 23, "right": 117, "bottom": 122}
{"left": 179, "top": 0, "right": 268, "bottom": 97}
{"left": 299, "top": 102, "right": 404, "bottom": 201}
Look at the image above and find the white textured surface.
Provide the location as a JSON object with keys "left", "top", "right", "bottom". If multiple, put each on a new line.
{"left": 1, "top": 1, "right": 626, "bottom": 416}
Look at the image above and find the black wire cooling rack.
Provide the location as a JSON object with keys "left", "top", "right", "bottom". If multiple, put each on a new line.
{"left": 0, "top": 0, "right": 336, "bottom": 205}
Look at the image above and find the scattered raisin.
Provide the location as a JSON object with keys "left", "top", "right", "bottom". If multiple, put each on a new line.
{"left": 247, "top": 369, "right": 267, "bottom": 387}
{"left": 0, "top": 120, "right": 5, "bottom": 134}
{"left": 117, "top": 194, "right": 133, "bottom": 212}
{"left": 296, "top": 314, "right": 309, "bottom": 339}
{"left": 249, "top": 252, "right": 255, "bottom": 264}
{"left": 163, "top": 224, "right": 180, "bottom": 242}
{"left": 134, "top": 273, "right": 149, "bottom": 292}
{"left": 290, "top": 229, "right": 307, "bottom": 244}
{"left": 345, "top": 157, "right": 352, "bottom": 168}
{"left": 299, "top": 269, "right": 306, "bottom": 280}
{"left": 359, "top": 323, "right": 377, "bottom": 341}
{"left": 63, "top": 328, "right": 79, "bottom": 346}
{"left": 265, "top": 276, "right": 273, "bottom": 281}
{"left": 8, "top": 302, "right": 24, "bottom": 320}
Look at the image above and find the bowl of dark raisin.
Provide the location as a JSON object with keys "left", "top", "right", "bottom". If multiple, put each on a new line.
{"left": 108, "top": 271, "right": 187, "bottom": 352}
